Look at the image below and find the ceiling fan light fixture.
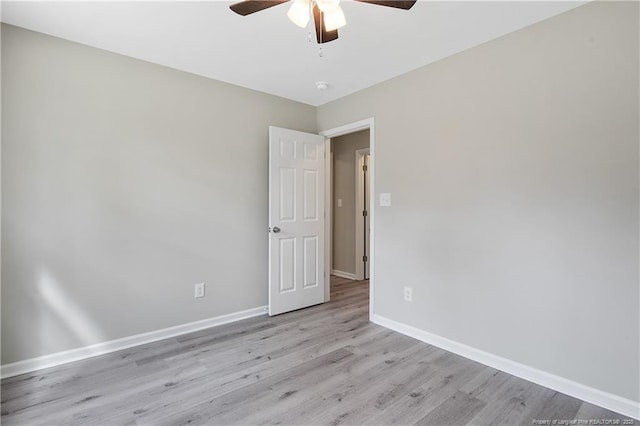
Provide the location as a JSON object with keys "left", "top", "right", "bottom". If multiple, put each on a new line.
{"left": 229, "top": 0, "right": 417, "bottom": 45}
{"left": 287, "top": 0, "right": 310, "bottom": 28}
{"left": 316, "top": 0, "right": 340, "bottom": 13}
{"left": 323, "top": 5, "right": 346, "bottom": 31}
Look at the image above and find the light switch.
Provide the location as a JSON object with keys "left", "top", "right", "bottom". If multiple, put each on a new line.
{"left": 337, "top": 199, "right": 343, "bottom": 207}
{"left": 380, "top": 193, "right": 391, "bottom": 206}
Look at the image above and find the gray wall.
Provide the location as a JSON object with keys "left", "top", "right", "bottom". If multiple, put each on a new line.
{"left": 1, "top": 24, "right": 317, "bottom": 364}
{"left": 332, "top": 130, "right": 369, "bottom": 275}
{"left": 318, "top": 1, "right": 639, "bottom": 402}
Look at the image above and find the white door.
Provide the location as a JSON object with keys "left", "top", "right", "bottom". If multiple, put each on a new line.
{"left": 364, "top": 154, "right": 370, "bottom": 279}
{"left": 269, "top": 126, "right": 325, "bottom": 316}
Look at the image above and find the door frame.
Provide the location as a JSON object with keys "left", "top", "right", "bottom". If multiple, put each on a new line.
{"left": 319, "top": 117, "right": 375, "bottom": 320}
{"left": 355, "top": 148, "right": 370, "bottom": 281}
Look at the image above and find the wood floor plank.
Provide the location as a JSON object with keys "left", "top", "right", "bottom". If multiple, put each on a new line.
{"left": 467, "top": 374, "right": 553, "bottom": 425}
{"left": 574, "top": 401, "right": 632, "bottom": 422}
{"left": 360, "top": 351, "right": 488, "bottom": 425}
{"left": 1, "top": 277, "right": 631, "bottom": 426}
{"left": 275, "top": 343, "right": 438, "bottom": 426}
{"left": 528, "top": 390, "right": 584, "bottom": 422}
{"left": 138, "top": 348, "right": 355, "bottom": 425}
{"left": 415, "top": 391, "right": 488, "bottom": 425}
{"left": 459, "top": 366, "right": 511, "bottom": 402}
{"left": 124, "top": 323, "right": 384, "bottom": 424}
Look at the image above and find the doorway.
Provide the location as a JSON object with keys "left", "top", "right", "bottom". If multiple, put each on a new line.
{"left": 320, "top": 118, "right": 375, "bottom": 318}
{"left": 329, "top": 131, "right": 369, "bottom": 281}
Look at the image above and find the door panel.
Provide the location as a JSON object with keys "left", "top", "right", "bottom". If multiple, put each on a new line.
{"left": 303, "top": 170, "right": 319, "bottom": 220}
{"left": 279, "top": 237, "right": 296, "bottom": 293}
{"left": 280, "top": 168, "right": 296, "bottom": 221}
{"left": 269, "top": 126, "right": 325, "bottom": 315}
{"left": 303, "top": 236, "right": 318, "bottom": 288}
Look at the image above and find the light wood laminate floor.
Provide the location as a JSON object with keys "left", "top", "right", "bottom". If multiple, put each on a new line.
{"left": 1, "top": 277, "right": 632, "bottom": 425}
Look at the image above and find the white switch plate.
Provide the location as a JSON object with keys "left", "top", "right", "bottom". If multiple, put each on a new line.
{"left": 380, "top": 193, "right": 391, "bottom": 206}
{"left": 195, "top": 283, "right": 205, "bottom": 298}
{"left": 337, "top": 199, "right": 342, "bottom": 207}
{"left": 404, "top": 286, "right": 413, "bottom": 302}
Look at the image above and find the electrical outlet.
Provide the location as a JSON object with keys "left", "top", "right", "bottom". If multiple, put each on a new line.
{"left": 195, "top": 283, "right": 205, "bottom": 298}
{"left": 404, "top": 286, "right": 413, "bottom": 302}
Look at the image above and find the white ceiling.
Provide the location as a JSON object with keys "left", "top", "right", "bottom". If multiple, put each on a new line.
{"left": 1, "top": 0, "right": 586, "bottom": 106}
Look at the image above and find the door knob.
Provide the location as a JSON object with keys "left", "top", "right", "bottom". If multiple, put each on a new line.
{"left": 272, "top": 226, "right": 281, "bottom": 233}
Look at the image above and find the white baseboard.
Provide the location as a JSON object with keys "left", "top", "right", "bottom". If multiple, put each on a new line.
{"left": 1, "top": 305, "right": 268, "bottom": 379}
{"left": 331, "top": 269, "right": 356, "bottom": 280}
{"left": 372, "top": 314, "right": 640, "bottom": 420}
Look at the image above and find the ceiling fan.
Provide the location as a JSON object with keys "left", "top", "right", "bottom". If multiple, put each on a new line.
{"left": 229, "top": 0, "right": 417, "bottom": 44}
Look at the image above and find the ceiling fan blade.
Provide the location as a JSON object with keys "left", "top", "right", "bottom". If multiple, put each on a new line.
{"left": 312, "top": 4, "right": 339, "bottom": 44}
{"left": 354, "top": 0, "right": 417, "bottom": 10}
{"left": 229, "top": 0, "right": 289, "bottom": 16}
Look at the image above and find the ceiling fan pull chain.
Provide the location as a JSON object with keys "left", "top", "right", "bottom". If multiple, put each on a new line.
{"left": 308, "top": 0, "right": 313, "bottom": 43}
{"left": 317, "top": 3, "right": 324, "bottom": 57}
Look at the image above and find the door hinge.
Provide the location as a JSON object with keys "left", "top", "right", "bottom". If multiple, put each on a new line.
{"left": 363, "top": 165, "right": 368, "bottom": 172}
{"left": 363, "top": 210, "right": 367, "bottom": 217}
{"left": 363, "top": 255, "right": 368, "bottom": 262}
